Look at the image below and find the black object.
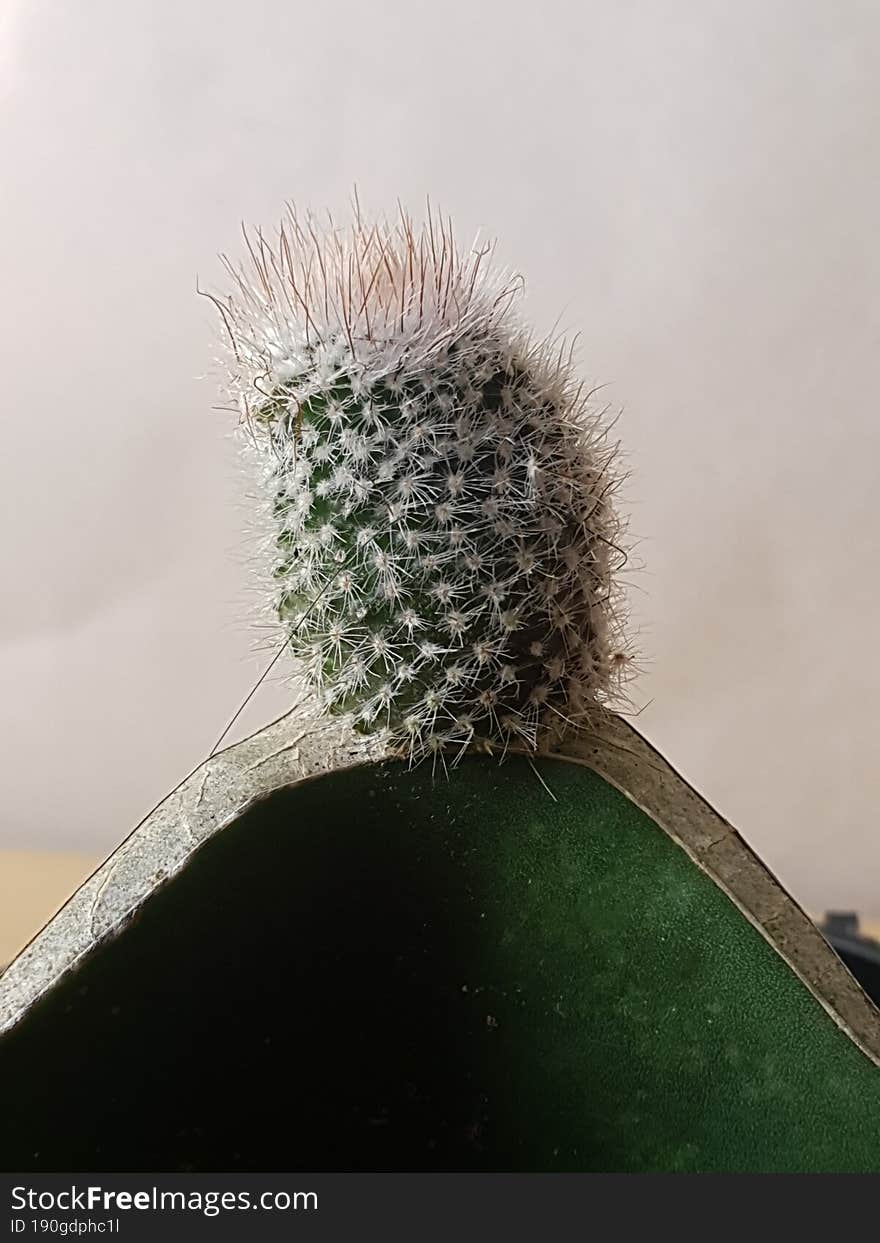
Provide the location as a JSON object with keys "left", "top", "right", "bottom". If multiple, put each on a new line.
{"left": 821, "top": 912, "right": 880, "bottom": 1007}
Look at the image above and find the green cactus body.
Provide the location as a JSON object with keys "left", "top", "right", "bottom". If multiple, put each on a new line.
{"left": 217, "top": 207, "right": 630, "bottom": 757}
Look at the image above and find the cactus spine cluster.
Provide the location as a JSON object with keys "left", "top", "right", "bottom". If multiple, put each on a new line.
{"left": 213, "top": 204, "right": 632, "bottom": 760}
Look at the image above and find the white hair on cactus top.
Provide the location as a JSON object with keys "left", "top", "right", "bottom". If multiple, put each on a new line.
{"left": 211, "top": 201, "right": 634, "bottom": 760}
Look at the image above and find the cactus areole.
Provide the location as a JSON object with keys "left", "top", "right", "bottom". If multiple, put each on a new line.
{"left": 213, "top": 205, "right": 632, "bottom": 759}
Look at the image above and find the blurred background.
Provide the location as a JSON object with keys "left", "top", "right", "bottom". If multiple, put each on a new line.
{"left": 2, "top": 0, "right": 880, "bottom": 963}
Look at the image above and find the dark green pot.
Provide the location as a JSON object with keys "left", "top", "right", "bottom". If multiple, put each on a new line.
{"left": 2, "top": 738, "right": 879, "bottom": 1172}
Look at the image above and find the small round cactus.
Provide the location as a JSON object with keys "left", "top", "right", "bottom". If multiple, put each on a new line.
{"left": 212, "top": 203, "right": 632, "bottom": 760}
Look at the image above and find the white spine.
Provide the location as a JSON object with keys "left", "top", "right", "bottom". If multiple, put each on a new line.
{"left": 211, "top": 203, "right": 634, "bottom": 761}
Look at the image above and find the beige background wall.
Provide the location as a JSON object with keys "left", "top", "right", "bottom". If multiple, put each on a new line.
{"left": 2, "top": 0, "right": 879, "bottom": 926}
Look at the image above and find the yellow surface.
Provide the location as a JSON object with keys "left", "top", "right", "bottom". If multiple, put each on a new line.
{"left": 0, "top": 851, "right": 99, "bottom": 967}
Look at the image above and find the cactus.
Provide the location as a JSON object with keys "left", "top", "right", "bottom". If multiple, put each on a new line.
{"left": 3, "top": 203, "right": 878, "bottom": 1176}
{"left": 211, "top": 203, "right": 633, "bottom": 760}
